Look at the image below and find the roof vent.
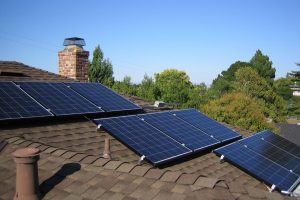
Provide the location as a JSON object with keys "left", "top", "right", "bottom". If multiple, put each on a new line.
{"left": 154, "top": 101, "right": 166, "bottom": 108}
{"left": 63, "top": 37, "right": 86, "bottom": 47}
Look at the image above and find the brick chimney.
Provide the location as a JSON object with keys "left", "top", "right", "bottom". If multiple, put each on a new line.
{"left": 58, "top": 37, "right": 89, "bottom": 82}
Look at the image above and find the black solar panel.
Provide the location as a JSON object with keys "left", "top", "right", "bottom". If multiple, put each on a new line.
{"left": 214, "top": 131, "right": 300, "bottom": 194}
{"left": 171, "top": 109, "right": 241, "bottom": 142}
{"left": 65, "top": 82, "right": 141, "bottom": 112}
{"left": 257, "top": 130, "right": 300, "bottom": 159}
{"left": 16, "top": 82, "right": 103, "bottom": 116}
{"left": 95, "top": 115, "right": 192, "bottom": 165}
{"left": 138, "top": 112, "right": 220, "bottom": 151}
{"left": 239, "top": 131, "right": 300, "bottom": 176}
{"left": 0, "top": 81, "right": 52, "bottom": 120}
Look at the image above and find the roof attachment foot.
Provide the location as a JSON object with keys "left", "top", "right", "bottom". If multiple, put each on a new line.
{"left": 268, "top": 184, "right": 276, "bottom": 192}
{"left": 220, "top": 155, "right": 225, "bottom": 163}
{"left": 96, "top": 124, "right": 102, "bottom": 131}
{"left": 138, "top": 155, "right": 145, "bottom": 165}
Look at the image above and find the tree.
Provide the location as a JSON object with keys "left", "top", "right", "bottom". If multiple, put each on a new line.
{"left": 288, "top": 63, "right": 300, "bottom": 81}
{"left": 202, "top": 92, "right": 276, "bottom": 132}
{"left": 250, "top": 50, "right": 276, "bottom": 82}
{"left": 210, "top": 76, "right": 233, "bottom": 98}
{"left": 273, "top": 78, "right": 293, "bottom": 100}
{"left": 112, "top": 76, "right": 137, "bottom": 96}
{"left": 221, "top": 61, "right": 252, "bottom": 82}
{"left": 154, "top": 69, "right": 192, "bottom": 105}
{"left": 137, "top": 74, "right": 157, "bottom": 101}
{"left": 89, "top": 45, "right": 114, "bottom": 87}
{"left": 183, "top": 83, "right": 207, "bottom": 109}
{"left": 234, "top": 67, "right": 286, "bottom": 122}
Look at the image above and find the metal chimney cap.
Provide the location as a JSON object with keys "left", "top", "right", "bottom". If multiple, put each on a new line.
{"left": 63, "top": 37, "right": 86, "bottom": 46}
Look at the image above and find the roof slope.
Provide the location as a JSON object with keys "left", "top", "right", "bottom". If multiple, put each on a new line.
{"left": 0, "top": 61, "right": 74, "bottom": 82}
{"left": 0, "top": 61, "right": 297, "bottom": 199}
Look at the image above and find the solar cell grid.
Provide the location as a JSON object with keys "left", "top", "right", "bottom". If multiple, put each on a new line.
{"left": 257, "top": 130, "right": 300, "bottom": 159}
{"left": 239, "top": 131, "right": 300, "bottom": 176}
{"left": 138, "top": 112, "right": 220, "bottom": 151}
{"left": 66, "top": 82, "right": 141, "bottom": 112}
{"left": 215, "top": 142, "right": 300, "bottom": 193}
{"left": 0, "top": 81, "right": 52, "bottom": 120}
{"left": 95, "top": 115, "right": 192, "bottom": 165}
{"left": 171, "top": 109, "right": 241, "bottom": 142}
{"left": 16, "top": 82, "right": 103, "bottom": 116}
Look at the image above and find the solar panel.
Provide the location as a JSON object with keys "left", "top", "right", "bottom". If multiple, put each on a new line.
{"left": 214, "top": 132, "right": 300, "bottom": 193}
{"left": 65, "top": 82, "right": 141, "bottom": 112}
{"left": 138, "top": 112, "right": 220, "bottom": 151}
{"left": 16, "top": 82, "right": 103, "bottom": 116}
{"left": 94, "top": 115, "right": 192, "bottom": 165}
{"left": 0, "top": 81, "right": 52, "bottom": 120}
{"left": 215, "top": 142, "right": 300, "bottom": 193}
{"left": 256, "top": 130, "right": 300, "bottom": 159}
{"left": 239, "top": 130, "right": 300, "bottom": 176}
{"left": 171, "top": 109, "right": 241, "bottom": 142}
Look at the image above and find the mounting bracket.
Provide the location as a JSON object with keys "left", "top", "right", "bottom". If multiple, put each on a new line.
{"left": 138, "top": 155, "right": 145, "bottom": 165}
{"left": 268, "top": 184, "right": 276, "bottom": 192}
{"left": 219, "top": 155, "right": 225, "bottom": 163}
{"left": 96, "top": 124, "right": 102, "bottom": 131}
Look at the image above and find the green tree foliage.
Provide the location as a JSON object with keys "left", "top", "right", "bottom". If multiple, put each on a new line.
{"left": 89, "top": 45, "right": 114, "bottom": 87}
{"left": 112, "top": 76, "right": 137, "bottom": 96}
{"left": 209, "top": 61, "right": 251, "bottom": 98}
{"left": 273, "top": 78, "right": 293, "bottom": 100}
{"left": 183, "top": 83, "right": 207, "bottom": 108}
{"left": 220, "top": 61, "right": 252, "bottom": 82}
{"left": 250, "top": 49, "right": 276, "bottom": 82}
{"left": 234, "top": 67, "right": 286, "bottom": 122}
{"left": 288, "top": 63, "right": 300, "bottom": 81}
{"left": 137, "top": 74, "right": 157, "bottom": 101}
{"left": 202, "top": 92, "right": 276, "bottom": 132}
{"left": 209, "top": 76, "right": 233, "bottom": 98}
{"left": 288, "top": 96, "right": 300, "bottom": 117}
{"left": 155, "top": 69, "right": 192, "bottom": 104}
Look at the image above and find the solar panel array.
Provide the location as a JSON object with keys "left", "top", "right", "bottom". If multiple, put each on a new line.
{"left": 95, "top": 109, "right": 241, "bottom": 165}
{"left": 0, "top": 81, "right": 141, "bottom": 121}
{"left": 65, "top": 82, "right": 141, "bottom": 112}
{"left": 0, "top": 81, "right": 52, "bottom": 120}
{"left": 95, "top": 116, "right": 192, "bottom": 165}
{"left": 214, "top": 130, "right": 300, "bottom": 193}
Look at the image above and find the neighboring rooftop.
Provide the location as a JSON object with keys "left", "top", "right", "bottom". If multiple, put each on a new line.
{"left": 279, "top": 123, "right": 300, "bottom": 146}
{"left": 0, "top": 61, "right": 298, "bottom": 199}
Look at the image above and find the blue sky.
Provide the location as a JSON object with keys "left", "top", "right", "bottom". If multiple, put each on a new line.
{"left": 0, "top": 0, "right": 299, "bottom": 85}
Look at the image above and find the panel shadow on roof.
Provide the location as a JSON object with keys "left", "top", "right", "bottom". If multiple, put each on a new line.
{"left": 65, "top": 82, "right": 142, "bottom": 112}
{"left": 15, "top": 81, "right": 103, "bottom": 116}
{"left": 214, "top": 130, "right": 300, "bottom": 194}
{"left": 0, "top": 81, "right": 52, "bottom": 121}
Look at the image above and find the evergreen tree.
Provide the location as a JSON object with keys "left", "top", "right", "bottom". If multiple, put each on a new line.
{"left": 89, "top": 45, "right": 114, "bottom": 87}
{"left": 234, "top": 67, "right": 286, "bottom": 122}
{"left": 250, "top": 50, "right": 276, "bottom": 82}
